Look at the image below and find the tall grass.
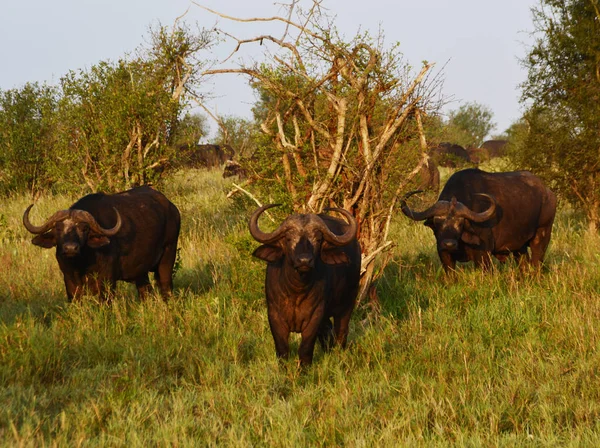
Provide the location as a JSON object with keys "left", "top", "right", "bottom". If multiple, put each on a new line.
{"left": 1, "top": 168, "right": 600, "bottom": 446}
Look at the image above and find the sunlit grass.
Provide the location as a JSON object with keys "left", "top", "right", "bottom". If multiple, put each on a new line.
{"left": 0, "top": 168, "right": 599, "bottom": 445}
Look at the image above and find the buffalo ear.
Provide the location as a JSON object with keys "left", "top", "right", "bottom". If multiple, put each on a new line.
{"left": 461, "top": 231, "right": 481, "bottom": 246}
{"left": 32, "top": 232, "right": 57, "bottom": 248}
{"left": 321, "top": 246, "right": 350, "bottom": 265}
{"left": 253, "top": 244, "right": 283, "bottom": 263}
{"left": 87, "top": 234, "right": 110, "bottom": 248}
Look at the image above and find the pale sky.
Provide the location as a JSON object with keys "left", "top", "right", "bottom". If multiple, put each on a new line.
{"left": 0, "top": 0, "right": 537, "bottom": 137}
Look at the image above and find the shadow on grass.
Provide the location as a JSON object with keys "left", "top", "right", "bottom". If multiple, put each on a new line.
{"left": 0, "top": 298, "right": 67, "bottom": 327}
{"left": 174, "top": 261, "right": 218, "bottom": 296}
{"left": 0, "top": 258, "right": 235, "bottom": 327}
{"left": 374, "top": 252, "right": 438, "bottom": 322}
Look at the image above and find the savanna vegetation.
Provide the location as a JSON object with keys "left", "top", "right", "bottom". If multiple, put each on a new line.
{"left": 509, "top": 0, "right": 600, "bottom": 230}
{"left": 2, "top": 0, "right": 600, "bottom": 445}
{"left": 1, "top": 167, "right": 600, "bottom": 445}
{"left": 0, "top": 23, "right": 214, "bottom": 195}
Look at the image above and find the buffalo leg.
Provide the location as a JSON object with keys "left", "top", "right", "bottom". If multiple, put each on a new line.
{"left": 472, "top": 251, "right": 493, "bottom": 270}
{"left": 438, "top": 250, "right": 456, "bottom": 272}
{"left": 512, "top": 246, "right": 531, "bottom": 270}
{"left": 317, "top": 318, "right": 334, "bottom": 352}
{"left": 530, "top": 226, "right": 552, "bottom": 266}
{"left": 298, "top": 329, "right": 320, "bottom": 367}
{"left": 299, "top": 308, "right": 329, "bottom": 366}
{"left": 64, "top": 276, "right": 83, "bottom": 302}
{"left": 267, "top": 310, "right": 290, "bottom": 361}
{"left": 84, "top": 275, "right": 115, "bottom": 303}
{"left": 333, "top": 307, "right": 354, "bottom": 348}
{"left": 63, "top": 274, "right": 83, "bottom": 302}
{"left": 155, "top": 243, "right": 178, "bottom": 299}
{"left": 83, "top": 275, "right": 102, "bottom": 297}
{"left": 96, "top": 278, "right": 116, "bottom": 303}
{"left": 135, "top": 274, "right": 151, "bottom": 300}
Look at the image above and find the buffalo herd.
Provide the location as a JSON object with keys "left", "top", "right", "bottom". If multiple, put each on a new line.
{"left": 22, "top": 166, "right": 557, "bottom": 365}
{"left": 176, "top": 143, "right": 235, "bottom": 169}
{"left": 431, "top": 140, "right": 508, "bottom": 167}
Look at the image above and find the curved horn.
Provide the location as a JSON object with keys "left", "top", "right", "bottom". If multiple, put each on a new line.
{"left": 454, "top": 193, "right": 496, "bottom": 222}
{"left": 102, "top": 208, "right": 122, "bottom": 236}
{"left": 248, "top": 204, "right": 288, "bottom": 244}
{"left": 70, "top": 208, "right": 122, "bottom": 236}
{"left": 400, "top": 191, "right": 452, "bottom": 221}
{"left": 23, "top": 205, "right": 70, "bottom": 234}
{"left": 320, "top": 207, "right": 357, "bottom": 246}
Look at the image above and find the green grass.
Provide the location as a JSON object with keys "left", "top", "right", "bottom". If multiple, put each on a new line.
{"left": 1, "top": 168, "right": 600, "bottom": 446}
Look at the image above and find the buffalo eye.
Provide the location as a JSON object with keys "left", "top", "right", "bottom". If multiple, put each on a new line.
{"left": 453, "top": 217, "right": 465, "bottom": 229}
{"left": 433, "top": 217, "right": 445, "bottom": 226}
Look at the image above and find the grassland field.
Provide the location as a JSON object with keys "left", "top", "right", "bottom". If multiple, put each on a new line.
{"left": 1, "top": 167, "right": 600, "bottom": 446}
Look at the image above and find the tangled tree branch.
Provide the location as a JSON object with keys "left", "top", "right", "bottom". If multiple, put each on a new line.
{"left": 195, "top": 0, "right": 444, "bottom": 302}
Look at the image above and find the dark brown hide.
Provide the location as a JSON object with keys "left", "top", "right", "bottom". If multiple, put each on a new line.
{"left": 466, "top": 147, "right": 490, "bottom": 164}
{"left": 188, "top": 144, "right": 234, "bottom": 169}
{"left": 222, "top": 160, "right": 248, "bottom": 179}
{"left": 401, "top": 168, "right": 557, "bottom": 272}
{"left": 24, "top": 186, "right": 181, "bottom": 301}
{"left": 481, "top": 140, "right": 508, "bottom": 158}
{"left": 249, "top": 205, "right": 361, "bottom": 366}
{"left": 430, "top": 142, "right": 470, "bottom": 168}
{"left": 174, "top": 143, "right": 235, "bottom": 169}
{"left": 414, "top": 159, "right": 440, "bottom": 193}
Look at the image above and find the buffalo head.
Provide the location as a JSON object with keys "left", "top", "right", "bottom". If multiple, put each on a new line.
{"left": 400, "top": 191, "right": 496, "bottom": 252}
{"left": 249, "top": 204, "right": 357, "bottom": 273}
{"left": 23, "top": 205, "right": 122, "bottom": 257}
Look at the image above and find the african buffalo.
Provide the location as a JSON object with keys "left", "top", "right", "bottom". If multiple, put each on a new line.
{"left": 430, "top": 142, "right": 470, "bottom": 168}
{"left": 222, "top": 159, "right": 248, "bottom": 179}
{"left": 481, "top": 139, "right": 508, "bottom": 158}
{"left": 466, "top": 147, "right": 490, "bottom": 165}
{"left": 401, "top": 169, "right": 557, "bottom": 272}
{"left": 23, "top": 186, "right": 181, "bottom": 301}
{"left": 249, "top": 205, "right": 361, "bottom": 366}
{"left": 183, "top": 144, "right": 235, "bottom": 169}
{"left": 415, "top": 159, "right": 440, "bottom": 193}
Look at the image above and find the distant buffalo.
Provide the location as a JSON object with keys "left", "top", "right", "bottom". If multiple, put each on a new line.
{"left": 249, "top": 205, "right": 361, "bottom": 366}
{"left": 466, "top": 140, "right": 509, "bottom": 164}
{"left": 430, "top": 142, "right": 470, "bottom": 168}
{"left": 222, "top": 160, "right": 248, "bottom": 179}
{"left": 415, "top": 159, "right": 440, "bottom": 193}
{"left": 23, "top": 186, "right": 181, "bottom": 301}
{"left": 466, "top": 147, "right": 490, "bottom": 164}
{"left": 178, "top": 144, "right": 235, "bottom": 169}
{"left": 481, "top": 140, "right": 508, "bottom": 158}
{"left": 401, "top": 169, "right": 557, "bottom": 272}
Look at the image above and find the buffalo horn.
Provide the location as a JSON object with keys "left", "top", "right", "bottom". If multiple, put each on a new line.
{"left": 22, "top": 205, "right": 70, "bottom": 234}
{"left": 400, "top": 191, "right": 451, "bottom": 221}
{"left": 454, "top": 193, "right": 496, "bottom": 222}
{"left": 320, "top": 207, "right": 357, "bottom": 246}
{"left": 248, "top": 204, "right": 288, "bottom": 244}
{"left": 70, "top": 208, "right": 122, "bottom": 236}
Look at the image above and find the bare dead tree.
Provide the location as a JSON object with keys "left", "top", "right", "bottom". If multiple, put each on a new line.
{"left": 195, "top": 0, "right": 444, "bottom": 302}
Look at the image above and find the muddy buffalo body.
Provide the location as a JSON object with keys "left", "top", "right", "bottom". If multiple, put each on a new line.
{"left": 249, "top": 205, "right": 361, "bottom": 366}
{"left": 401, "top": 169, "right": 557, "bottom": 272}
{"left": 23, "top": 186, "right": 181, "bottom": 301}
